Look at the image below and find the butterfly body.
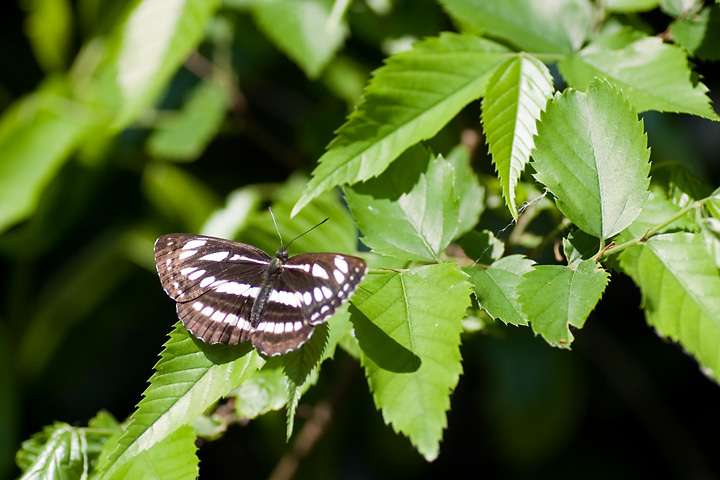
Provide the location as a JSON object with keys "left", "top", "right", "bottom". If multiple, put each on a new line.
{"left": 154, "top": 234, "right": 367, "bottom": 356}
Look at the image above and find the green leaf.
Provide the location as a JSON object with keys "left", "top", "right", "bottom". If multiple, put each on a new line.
{"left": 142, "top": 163, "right": 222, "bottom": 232}
{"left": 0, "top": 88, "right": 94, "bottom": 234}
{"left": 292, "top": 33, "right": 512, "bottom": 216}
{"left": 345, "top": 146, "right": 460, "bottom": 261}
{"left": 603, "top": 0, "right": 659, "bottom": 12}
{"left": 109, "top": 426, "right": 198, "bottom": 480}
{"left": 250, "top": 0, "right": 348, "bottom": 78}
{"left": 482, "top": 53, "right": 554, "bottom": 219}
{"left": 670, "top": 5, "right": 720, "bottom": 61}
{"left": 615, "top": 186, "right": 696, "bottom": 243}
{"left": 558, "top": 29, "right": 720, "bottom": 119}
{"left": 351, "top": 264, "right": 471, "bottom": 461}
{"left": 15, "top": 421, "right": 112, "bottom": 480}
{"left": 518, "top": 259, "right": 610, "bottom": 347}
{"left": 439, "top": 0, "right": 592, "bottom": 53}
{"left": 531, "top": 79, "right": 651, "bottom": 241}
{"left": 234, "top": 366, "right": 288, "bottom": 420}
{"left": 98, "top": 323, "right": 264, "bottom": 479}
{"left": 446, "top": 144, "right": 485, "bottom": 235}
{"left": 618, "top": 232, "right": 720, "bottom": 381}
{"left": 80, "top": 0, "right": 218, "bottom": 128}
{"left": 240, "top": 174, "right": 360, "bottom": 255}
{"left": 22, "top": 0, "right": 74, "bottom": 71}
{"left": 200, "top": 186, "right": 262, "bottom": 239}
{"left": 563, "top": 229, "right": 600, "bottom": 264}
{"left": 146, "top": 80, "right": 231, "bottom": 161}
{"left": 464, "top": 254, "right": 535, "bottom": 327}
{"left": 458, "top": 230, "right": 505, "bottom": 266}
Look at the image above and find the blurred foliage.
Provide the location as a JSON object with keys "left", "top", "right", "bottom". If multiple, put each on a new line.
{"left": 2, "top": 0, "right": 720, "bottom": 479}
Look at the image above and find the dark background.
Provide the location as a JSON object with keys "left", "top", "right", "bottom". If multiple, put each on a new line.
{"left": 1, "top": 1, "right": 719, "bottom": 479}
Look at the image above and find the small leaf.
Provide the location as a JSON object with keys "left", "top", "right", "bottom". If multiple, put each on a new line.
{"left": 292, "top": 33, "right": 512, "bottom": 215}
{"left": 518, "top": 260, "right": 609, "bottom": 347}
{"left": 345, "top": 146, "right": 460, "bottom": 261}
{"left": 670, "top": 5, "right": 720, "bottom": 61}
{"left": 603, "top": 0, "right": 659, "bottom": 12}
{"left": 22, "top": 0, "right": 74, "bottom": 71}
{"left": 446, "top": 144, "right": 485, "bottom": 235}
{"left": 558, "top": 29, "right": 719, "bottom": 119}
{"left": 146, "top": 80, "right": 231, "bottom": 161}
{"left": 108, "top": 426, "right": 198, "bottom": 480}
{"left": 482, "top": 53, "right": 554, "bottom": 219}
{"left": 439, "top": 0, "right": 592, "bottom": 53}
{"left": 16, "top": 423, "right": 89, "bottom": 479}
{"left": 531, "top": 79, "right": 651, "bottom": 241}
{"left": 250, "top": 0, "right": 348, "bottom": 78}
{"left": 98, "top": 323, "right": 264, "bottom": 479}
{"left": 352, "top": 264, "right": 471, "bottom": 461}
{"left": 464, "top": 254, "right": 535, "bottom": 326}
{"left": 619, "top": 232, "right": 720, "bottom": 381}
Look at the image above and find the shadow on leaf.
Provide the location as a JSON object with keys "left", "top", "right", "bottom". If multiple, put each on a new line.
{"left": 349, "top": 305, "right": 421, "bottom": 373}
{"left": 191, "top": 334, "right": 254, "bottom": 364}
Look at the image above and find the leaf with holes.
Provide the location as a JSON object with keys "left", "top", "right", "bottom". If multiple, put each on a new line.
{"left": 351, "top": 264, "right": 471, "bottom": 461}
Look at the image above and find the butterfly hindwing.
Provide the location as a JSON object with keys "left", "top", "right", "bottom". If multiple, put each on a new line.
{"left": 154, "top": 233, "right": 367, "bottom": 356}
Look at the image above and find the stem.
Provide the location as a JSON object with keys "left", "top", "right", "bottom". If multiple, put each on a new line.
{"left": 598, "top": 197, "right": 711, "bottom": 261}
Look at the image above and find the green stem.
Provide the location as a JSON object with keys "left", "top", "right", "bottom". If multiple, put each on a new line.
{"left": 597, "top": 197, "right": 710, "bottom": 261}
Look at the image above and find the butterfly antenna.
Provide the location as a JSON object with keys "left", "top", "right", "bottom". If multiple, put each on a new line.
{"left": 286, "top": 217, "right": 329, "bottom": 249}
{"left": 269, "top": 207, "right": 284, "bottom": 249}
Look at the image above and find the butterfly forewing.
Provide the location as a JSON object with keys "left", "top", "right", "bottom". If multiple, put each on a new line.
{"left": 154, "top": 233, "right": 367, "bottom": 356}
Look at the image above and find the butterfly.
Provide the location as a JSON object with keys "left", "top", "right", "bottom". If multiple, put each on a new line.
{"left": 154, "top": 232, "right": 367, "bottom": 356}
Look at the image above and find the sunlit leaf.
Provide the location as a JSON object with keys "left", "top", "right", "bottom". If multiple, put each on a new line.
{"left": 352, "top": 264, "right": 471, "bottom": 461}
{"left": 292, "top": 33, "right": 512, "bottom": 215}
{"left": 531, "top": 79, "right": 651, "bottom": 241}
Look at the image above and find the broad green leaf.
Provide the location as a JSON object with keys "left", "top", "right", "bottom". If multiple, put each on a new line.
{"left": 345, "top": 146, "right": 460, "bottom": 261}
{"left": 351, "top": 264, "right": 471, "bottom": 461}
{"left": 458, "top": 230, "right": 505, "bottom": 266}
{"left": 0, "top": 88, "right": 94, "bottom": 235}
{"left": 531, "top": 79, "right": 651, "bottom": 241}
{"left": 700, "top": 217, "right": 720, "bottom": 269}
{"left": 482, "top": 54, "right": 553, "bottom": 219}
{"left": 292, "top": 33, "right": 512, "bottom": 216}
{"left": 250, "top": 0, "right": 348, "bottom": 78}
{"left": 22, "top": 0, "right": 73, "bottom": 71}
{"left": 464, "top": 254, "right": 535, "bottom": 326}
{"left": 234, "top": 366, "right": 288, "bottom": 420}
{"left": 108, "top": 426, "right": 198, "bottom": 480}
{"left": 518, "top": 260, "right": 609, "bottom": 347}
{"left": 619, "top": 233, "right": 720, "bottom": 381}
{"left": 670, "top": 6, "right": 720, "bottom": 60}
{"left": 142, "top": 163, "right": 221, "bottom": 232}
{"left": 439, "top": 0, "right": 592, "bottom": 53}
{"left": 558, "top": 29, "right": 719, "bottom": 119}
{"left": 446, "top": 144, "right": 485, "bottom": 235}
{"left": 98, "top": 323, "right": 264, "bottom": 479}
{"left": 146, "top": 81, "right": 231, "bottom": 161}
{"left": 79, "top": 0, "right": 218, "bottom": 128}
{"left": 603, "top": 0, "right": 659, "bottom": 12}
